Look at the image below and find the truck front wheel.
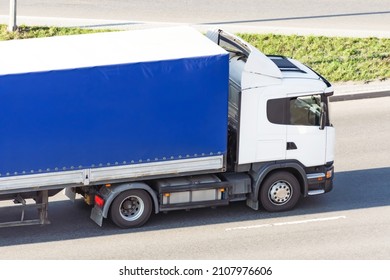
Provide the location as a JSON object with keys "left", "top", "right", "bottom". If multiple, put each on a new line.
{"left": 109, "top": 189, "right": 152, "bottom": 228}
{"left": 259, "top": 171, "right": 301, "bottom": 212}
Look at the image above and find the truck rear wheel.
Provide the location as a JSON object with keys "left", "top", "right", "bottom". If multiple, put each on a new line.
{"left": 259, "top": 171, "right": 300, "bottom": 212}
{"left": 109, "top": 189, "right": 152, "bottom": 228}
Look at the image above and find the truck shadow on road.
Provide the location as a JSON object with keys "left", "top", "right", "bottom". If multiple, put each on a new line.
{"left": 0, "top": 167, "right": 389, "bottom": 248}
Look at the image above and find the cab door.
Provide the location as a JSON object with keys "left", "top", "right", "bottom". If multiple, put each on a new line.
{"left": 285, "top": 94, "right": 327, "bottom": 167}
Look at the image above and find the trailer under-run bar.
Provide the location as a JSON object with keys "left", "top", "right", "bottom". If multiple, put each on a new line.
{"left": 0, "top": 190, "right": 49, "bottom": 228}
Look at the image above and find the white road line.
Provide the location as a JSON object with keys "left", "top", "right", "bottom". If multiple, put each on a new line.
{"left": 225, "top": 223, "right": 273, "bottom": 231}
{"left": 225, "top": 215, "right": 346, "bottom": 231}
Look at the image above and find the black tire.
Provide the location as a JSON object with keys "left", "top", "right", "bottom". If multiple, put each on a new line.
{"left": 109, "top": 189, "right": 152, "bottom": 228}
{"left": 259, "top": 171, "right": 301, "bottom": 212}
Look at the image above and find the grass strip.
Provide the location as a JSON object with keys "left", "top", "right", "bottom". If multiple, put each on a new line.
{"left": 239, "top": 33, "right": 390, "bottom": 82}
{"left": 1, "top": 25, "right": 389, "bottom": 82}
{"left": 0, "top": 25, "right": 111, "bottom": 40}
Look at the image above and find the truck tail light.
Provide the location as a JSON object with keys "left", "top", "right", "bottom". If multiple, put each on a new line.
{"left": 95, "top": 195, "right": 105, "bottom": 208}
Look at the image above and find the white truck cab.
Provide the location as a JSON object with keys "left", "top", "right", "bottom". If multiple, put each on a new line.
{"left": 207, "top": 29, "right": 335, "bottom": 211}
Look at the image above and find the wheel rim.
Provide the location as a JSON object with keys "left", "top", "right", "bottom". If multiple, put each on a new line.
{"left": 118, "top": 195, "right": 144, "bottom": 222}
{"left": 268, "top": 180, "right": 293, "bottom": 205}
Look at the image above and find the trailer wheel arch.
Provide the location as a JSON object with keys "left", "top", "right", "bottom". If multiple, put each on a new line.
{"left": 101, "top": 182, "right": 159, "bottom": 220}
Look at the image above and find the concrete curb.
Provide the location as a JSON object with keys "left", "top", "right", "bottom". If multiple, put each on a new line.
{"left": 331, "top": 81, "right": 390, "bottom": 102}
{"left": 330, "top": 90, "right": 390, "bottom": 102}
{"left": 2, "top": 15, "right": 390, "bottom": 38}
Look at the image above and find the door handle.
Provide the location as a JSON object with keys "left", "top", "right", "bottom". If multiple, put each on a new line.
{"left": 287, "top": 142, "right": 298, "bottom": 150}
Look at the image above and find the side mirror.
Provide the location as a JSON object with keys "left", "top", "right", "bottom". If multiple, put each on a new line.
{"left": 319, "top": 102, "right": 327, "bottom": 130}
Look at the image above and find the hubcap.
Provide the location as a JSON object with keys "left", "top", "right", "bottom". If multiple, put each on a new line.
{"left": 269, "top": 180, "right": 293, "bottom": 205}
{"left": 119, "top": 195, "right": 144, "bottom": 221}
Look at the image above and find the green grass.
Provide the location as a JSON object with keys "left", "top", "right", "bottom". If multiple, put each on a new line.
{"left": 0, "top": 24, "right": 111, "bottom": 40}
{"left": 239, "top": 33, "right": 390, "bottom": 82}
{"left": 1, "top": 25, "right": 389, "bottom": 82}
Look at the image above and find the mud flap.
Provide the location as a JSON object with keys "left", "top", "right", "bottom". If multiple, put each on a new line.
{"left": 90, "top": 206, "right": 103, "bottom": 227}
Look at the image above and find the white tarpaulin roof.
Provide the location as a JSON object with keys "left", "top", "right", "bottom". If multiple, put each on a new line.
{"left": 0, "top": 26, "right": 227, "bottom": 75}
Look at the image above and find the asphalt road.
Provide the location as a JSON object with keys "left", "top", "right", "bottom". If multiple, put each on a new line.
{"left": 0, "top": 97, "right": 389, "bottom": 260}
{"left": 0, "top": 0, "right": 390, "bottom": 36}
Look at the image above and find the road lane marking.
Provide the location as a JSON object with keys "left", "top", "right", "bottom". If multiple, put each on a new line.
{"left": 225, "top": 223, "right": 273, "bottom": 231}
{"left": 225, "top": 215, "right": 347, "bottom": 231}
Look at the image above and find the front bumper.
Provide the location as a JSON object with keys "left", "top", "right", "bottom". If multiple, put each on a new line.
{"left": 306, "top": 164, "right": 334, "bottom": 196}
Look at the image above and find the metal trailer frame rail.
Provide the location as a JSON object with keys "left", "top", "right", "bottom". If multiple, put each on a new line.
{"left": 0, "top": 155, "right": 225, "bottom": 193}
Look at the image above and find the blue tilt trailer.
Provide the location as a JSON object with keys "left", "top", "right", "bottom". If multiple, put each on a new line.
{"left": 0, "top": 27, "right": 229, "bottom": 227}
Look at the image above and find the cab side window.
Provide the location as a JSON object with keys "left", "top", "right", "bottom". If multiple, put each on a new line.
{"left": 267, "top": 95, "right": 322, "bottom": 126}
{"left": 290, "top": 95, "right": 321, "bottom": 126}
